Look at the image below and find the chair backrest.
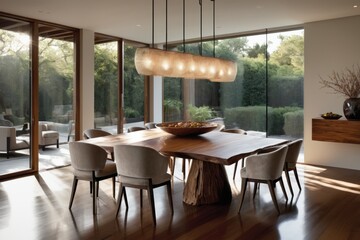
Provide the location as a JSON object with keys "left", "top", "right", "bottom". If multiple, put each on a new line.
{"left": 114, "top": 145, "right": 169, "bottom": 179}
{"left": 69, "top": 142, "right": 107, "bottom": 171}
{"left": 221, "top": 128, "right": 247, "bottom": 135}
{"left": 144, "top": 122, "right": 157, "bottom": 130}
{"left": 285, "top": 139, "right": 303, "bottom": 165}
{"left": 245, "top": 145, "right": 288, "bottom": 180}
{"left": 83, "top": 129, "right": 111, "bottom": 139}
{"left": 127, "top": 126, "right": 146, "bottom": 133}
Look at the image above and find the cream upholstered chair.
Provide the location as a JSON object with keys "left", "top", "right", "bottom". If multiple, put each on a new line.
{"left": 114, "top": 144, "right": 174, "bottom": 225}
{"left": 83, "top": 129, "right": 113, "bottom": 159}
{"left": 39, "top": 122, "right": 59, "bottom": 150}
{"left": 221, "top": 128, "right": 247, "bottom": 179}
{"left": 238, "top": 145, "right": 288, "bottom": 214}
{"left": 127, "top": 126, "right": 146, "bottom": 132}
{"left": 83, "top": 128, "right": 111, "bottom": 139}
{"left": 68, "top": 142, "right": 117, "bottom": 215}
{"left": 144, "top": 122, "right": 157, "bottom": 129}
{"left": 283, "top": 139, "right": 303, "bottom": 196}
{"left": 0, "top": 126, "right": 29, "bottom": 158}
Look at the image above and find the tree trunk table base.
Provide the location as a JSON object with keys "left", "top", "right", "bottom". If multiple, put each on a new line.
{"left": 183, "top": 160, "right": 232, "bottom": 205}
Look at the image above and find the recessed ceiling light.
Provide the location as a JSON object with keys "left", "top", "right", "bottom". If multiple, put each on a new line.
{"left": 354, "top": 5, "right": 358, "bottom": 8}
{"left": 136, "top": 24, "right": 142, "bottom": 27}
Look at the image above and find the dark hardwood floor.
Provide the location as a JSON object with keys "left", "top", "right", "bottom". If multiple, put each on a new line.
{"left": 1, "top": 161, "right": 360, "bottom": 240}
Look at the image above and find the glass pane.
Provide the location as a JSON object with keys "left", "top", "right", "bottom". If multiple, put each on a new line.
{"left": 94, "top": 41, "right": 118, "bottom": 134}
{"left": 221, "top": 36, "right": 267, "bottom": 135}
{"left": 38, "top": 24, "right": 75, "bottom": 170}
{"left": 0, "top": 17, "right": 31, "bottom": 175}
{"left": 163, "top": 29, "right": 304, "bottom": 141}
{"left": 267, "top": 30, "right": 304, "bottom": 139}
{"left": 123, "top": 43, "right": 145, "bottom": 131}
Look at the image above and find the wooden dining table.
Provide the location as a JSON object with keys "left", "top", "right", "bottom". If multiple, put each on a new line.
{"left": 82, "top": 128, "right": 288, "bottom": 206}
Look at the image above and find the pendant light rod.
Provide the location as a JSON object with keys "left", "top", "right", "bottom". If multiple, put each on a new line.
{"left": 199, "top": 0, "right": 202, "bottom": 56}
{"left": 183, "top": 0, "right": 186, "bottom": 52}
{"left": 152, "top": 0, "right": 154, "bottom": 48}
{"left": 212, "top": 0, "right": 215, "bottom": 57}
{"left": 165, "top": 0, "right": 168, "bottom": 50}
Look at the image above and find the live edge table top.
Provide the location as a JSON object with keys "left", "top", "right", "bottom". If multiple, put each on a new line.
{"left": 82, "top": 128, "right": 288, "bottom": 165}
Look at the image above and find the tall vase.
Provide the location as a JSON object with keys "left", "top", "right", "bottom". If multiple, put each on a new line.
{"left": 343, "top": 98, "right": 360, "bottom": 120}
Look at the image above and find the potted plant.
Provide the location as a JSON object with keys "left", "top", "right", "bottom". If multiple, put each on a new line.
{"left": 320, "top": 64, "right": 360, "bottom": 120}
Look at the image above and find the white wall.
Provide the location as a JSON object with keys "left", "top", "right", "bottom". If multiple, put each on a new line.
{"left": 152, "top": 76, "right": 163, "bottom": 123}
{"left": 304, "top": 15, "right": 360, "bottom": 170}
{"left": 80, "top": 29, "right": 95, "bottom": 135}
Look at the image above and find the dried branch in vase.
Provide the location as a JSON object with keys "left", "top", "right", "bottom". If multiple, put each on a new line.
{"left": 320, "top": 64, "right": 360, "bottom": 98}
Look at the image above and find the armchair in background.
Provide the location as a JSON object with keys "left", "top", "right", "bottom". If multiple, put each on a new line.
{"left": 39, "top": 122, "right": 59, "bottom": 150}
{"left": 0, "top": 126, "right": 30, "bottom": 158}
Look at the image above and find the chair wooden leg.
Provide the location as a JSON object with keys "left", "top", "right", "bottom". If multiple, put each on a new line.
{"left": 68, "top": 177, "right": 78, "bottom": 209}
{"left": 267, "top": 180, "right": 280, "bottom": 214}
{"left": 166, "top": 181, "right": 174, "bottom": 215}
{"left": 284, "top": 169, "right": 294, "bottom": 196}
{"left": 232, "top": 162, "right": 238, "bottom": 180}
{"left": 182, "top": 158, "right": 186, "bottom": 180}
{"left": 169, "top": 157, "right": 175, "bottom": 176}
{"left": 293, "top": 167, "right": 302, "bottom": 190}
{"left": 89, "top": 182, "right": 92, "bottom": 194}
{"left": 92, "top": 175, "right": 97, "bottom": 215}
{"left": 238, "top": 178, "right": 248, "bottom": 213}
{"left": 116, "top": 184, "right": 127, "bottom": 217}
{"left": 112, "top": 177, "right": 116, "bottom": 198}
{"left": 253, "top": 182, "right": 258, "bottom": 199}
{"left": 279, "top": 178, "right": 288, "bottom": 201}
{"left": 96, "top": 181, "right": 99, "bottom": 197}
{"left": 123, "top": 187, "right": 128, "bottom": 208}
{"left": 140, "top": 189, "right": 143, "bottom": 208}
{"left": 147, "top": 185, "right": 156, "bottom": 225}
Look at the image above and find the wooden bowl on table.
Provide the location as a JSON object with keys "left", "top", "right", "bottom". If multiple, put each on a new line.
{"left": 156, "top": 121, "right": 218, "bottom": 136}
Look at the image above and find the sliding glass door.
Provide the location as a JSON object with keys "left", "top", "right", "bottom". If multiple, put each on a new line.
{"left": 0, "top": 17, "right": 32, "bottom": 175}
{"left": 37, "top": 24, "right": 76, "bottom": 170}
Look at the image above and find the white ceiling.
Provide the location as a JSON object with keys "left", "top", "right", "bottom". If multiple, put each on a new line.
{"left": 0, "top": 0, "right": 359, "bottom": 44}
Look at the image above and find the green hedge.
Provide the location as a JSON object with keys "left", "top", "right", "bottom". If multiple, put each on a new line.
{"left": 224, "top": 106, "right": 303, "bottom": 135}
{"left": 224, "top": 106, "right": 267, "bottom": 131}
{"left": 283, "top": 110, "right": 304, "bottom": 137}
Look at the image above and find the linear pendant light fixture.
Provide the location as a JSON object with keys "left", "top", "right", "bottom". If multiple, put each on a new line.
{"left": 134, "top": 0, "right": 237, "bottom": 82}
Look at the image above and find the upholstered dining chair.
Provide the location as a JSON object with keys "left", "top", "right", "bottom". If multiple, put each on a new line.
{"left": 68, "top": 142, "right": 117, "bottom": 215}
{"left": 238, "top": 145, "right": 288, "bottom": 214}
{"left": 127, "top": 126, "right": 146, "bottom": 132}
{"left": 83, "top": 128, "right": 111, "bottom": 139}
{"left": 114, "top": 144, "right": 174, "bottom": 225}
{"left": 220, "top": 128, "right": 247, "bottom": 179}
{"left": 83, "top": 128, "right": 113, "bottom": 159}
{"left": 283, "top": 139, "right": 303, "bottom": 196}
{"left": 144, "top": 122, "right": 157, "bottom": 129}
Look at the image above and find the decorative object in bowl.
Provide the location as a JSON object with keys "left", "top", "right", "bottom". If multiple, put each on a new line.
{"left": 321, "top": 112, "right": 342, "bottom": 120}
{"left": 156, "top": 121, "right": 218, "bottom": 136}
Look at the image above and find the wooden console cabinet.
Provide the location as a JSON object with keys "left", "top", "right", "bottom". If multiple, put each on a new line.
{"left": 312, "top": 118, "right": 360, "bottom": 144}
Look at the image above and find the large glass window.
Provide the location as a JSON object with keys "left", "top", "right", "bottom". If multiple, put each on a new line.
{"left": 38, "top": 24, "right": 76, "bottom": 170}
{"left": 164, "top": 29, "right": 304, "bottom": 139}
{"left": 123, "top": 42, "right": 146, "bottom": 131}
{"left": 94, "top": 40, "right": 119, "bottom": 133}
{"left": 0, "top": 17, "right": 31, "bottom": 175}
{"left": 93, "top": 38, "right": 147, "bottom": 133}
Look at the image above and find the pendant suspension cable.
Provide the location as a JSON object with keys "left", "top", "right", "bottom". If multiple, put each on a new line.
{"left": 199, "top": 0, "right": 202, "bottom": 56}
{"left": 212, "top": 0, "right": 215, "bottom": 57}
{"left": 152, "top": 0, "right": 154, "bottom": 48}
{"left": 183, "top": 0, "right": 186, "bottom": 52}
{"left": 165, "top": 0, "right": 168, "bottom": 50}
